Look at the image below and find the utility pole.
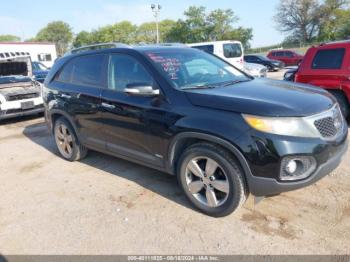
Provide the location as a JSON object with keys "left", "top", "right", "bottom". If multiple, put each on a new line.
{"left": 151, "top": 4, "right": 161, "bottom": 44}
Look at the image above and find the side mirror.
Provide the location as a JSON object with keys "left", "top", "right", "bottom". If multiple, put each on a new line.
{"left": 124, "top": 84, "right": 159, "bottom": 97}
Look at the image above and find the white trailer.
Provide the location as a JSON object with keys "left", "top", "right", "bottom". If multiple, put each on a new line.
{"left": 0, "top": 42, "right": 57, "bottom": 68}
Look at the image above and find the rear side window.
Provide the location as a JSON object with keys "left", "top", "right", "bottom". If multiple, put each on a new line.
{"left": 312, "top": 48, "right": 345, "bottom": 69}
{"left": 56, "top": 54, "right": 105, "bottom": 86}
{"left": 192, "top": 45, "right": 214, "bottom": 54}
{"left": 223, "top": 43, "right": 242, "bottom": 58}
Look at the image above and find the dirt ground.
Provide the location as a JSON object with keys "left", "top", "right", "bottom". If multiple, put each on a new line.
{"left": 0, "top": 71, "right": 349, "bottom": 255}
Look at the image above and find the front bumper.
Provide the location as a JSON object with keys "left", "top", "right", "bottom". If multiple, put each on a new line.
{"left": 246, "top": 139, "right": 348, "bottom": 196}
{"left": 0, "top": 97, "right": 44, "bottom": 120}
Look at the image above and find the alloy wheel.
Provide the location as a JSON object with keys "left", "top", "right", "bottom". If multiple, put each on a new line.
{"left": 55, "top": 124, "right": 74, "bottom": 159}
{"left": 185, "top": 156, "right": 230, "bottom": 208}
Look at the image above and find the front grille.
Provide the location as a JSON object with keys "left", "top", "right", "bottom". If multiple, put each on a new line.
{"left": 7, "top": 93, "right": 39, "bottom": 101}
{"left": 313, "top": 106, "right": 343, "bottom": 139}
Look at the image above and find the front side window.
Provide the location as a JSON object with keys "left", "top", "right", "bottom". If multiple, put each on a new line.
{"left": 192, "top": 45, "right": 214, "bottom": 54}
{"left": 108, "top": 54, "right": 153, "bottom": 91}
{"left": 312, "top": 48, "right": 345, "bottom": 69}
{"left": 145, "top": 48, "right": 249, "bottom": 90}
{"left": 223, "top": 43, "right": 242, "bottom": 58}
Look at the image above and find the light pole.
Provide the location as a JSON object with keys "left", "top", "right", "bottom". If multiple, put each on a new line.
{"left": 151, "top": 4, "right": 161, "bottom": 44}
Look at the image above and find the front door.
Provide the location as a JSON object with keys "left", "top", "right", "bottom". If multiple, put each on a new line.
{"left": 100, "top": 53, "right": 163, "bottom": 167}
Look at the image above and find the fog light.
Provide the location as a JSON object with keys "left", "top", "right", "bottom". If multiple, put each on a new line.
{"left": 280, "top": 156, "right": 317, "bottom": 181}
{"left": 285, "top": 160, "right": 297, "bottom": 174}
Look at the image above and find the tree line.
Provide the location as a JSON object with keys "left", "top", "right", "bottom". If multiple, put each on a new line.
{"left": 0, "top": 6, "right": 253, "bottom": 56}
{"left": 1, "top": 2, "right": 348, "bottom": 55}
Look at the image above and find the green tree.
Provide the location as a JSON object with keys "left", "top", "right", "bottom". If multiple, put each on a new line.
{"left": 0, "top": 35, "right": 21, "bottom": 42}
{"left": 89, "top": 21, "right": 137, "bottom": 44}
{"left": 137, "top": 19, "right": 176, "bottom": 43}
{"left": 318, "top": 0, "right": 350, "bottom": 41}
{"left": 206, "top": 9, "right": 239, "bottom": 41}
{"left": 73, "top": 31, "right": 93, "bottom": 48}
{"left": 165, "top": 6, "right": 253, "bottom": 46}
{"left": 35, "top": 21, "right": 73, "bottom": 56}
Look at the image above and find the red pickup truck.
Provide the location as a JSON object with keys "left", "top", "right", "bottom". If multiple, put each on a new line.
{"left": 295, "top": 40, "right": 350, "bottom": 118}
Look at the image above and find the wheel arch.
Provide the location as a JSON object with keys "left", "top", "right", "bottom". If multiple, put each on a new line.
{"left": 48, "top": 109, "right": 79, "bottom": 136}
{"left": 167, "top": 132, "right": 253, "bottom": 187}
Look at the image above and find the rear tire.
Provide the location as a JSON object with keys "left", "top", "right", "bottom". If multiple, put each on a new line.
{"left": 54, "top": 117, "right": 88, "bottom": 161}
{"left": 330, "top": 91, "right": 349, "bottom": 118}
{"left": 177, "top": 143, "right": 247, "bottom": 217}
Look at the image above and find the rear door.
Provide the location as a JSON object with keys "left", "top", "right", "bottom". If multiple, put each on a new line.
{"left": 99, "top": 53, "right": 163, "bottom": 167}
{"left": 51, "top": 54, "right": 107, "bottom": 149}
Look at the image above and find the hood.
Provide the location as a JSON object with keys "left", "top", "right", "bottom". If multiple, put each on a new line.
{"left": 184, "top": 78, "right": 335, "bottom": 117}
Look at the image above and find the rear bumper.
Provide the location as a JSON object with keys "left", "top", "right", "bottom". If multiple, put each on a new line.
{"left": 247, "top": 140, "right": 348, "bottom": 196}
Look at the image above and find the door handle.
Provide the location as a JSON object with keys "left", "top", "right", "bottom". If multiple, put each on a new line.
{"left": 101, "top": 102, "right": 116, "bottom": 109}
{"left": 61, "top": 94, "right": 71, "bottom": 99}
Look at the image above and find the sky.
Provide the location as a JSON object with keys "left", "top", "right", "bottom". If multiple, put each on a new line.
{"left": 0, "top": 0, "right": 284, "bottom": 48}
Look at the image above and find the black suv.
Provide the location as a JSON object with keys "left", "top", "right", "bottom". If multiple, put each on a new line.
{"left": 43, "top": 45, "right": 348, "bottom": 217}
{"left": 244, "top": 55, "right": 284, "bottom": 71}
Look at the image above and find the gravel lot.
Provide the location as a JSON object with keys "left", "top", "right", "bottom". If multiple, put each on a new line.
{"left": 0, "top": 72, "right": 349, "bottom": 255}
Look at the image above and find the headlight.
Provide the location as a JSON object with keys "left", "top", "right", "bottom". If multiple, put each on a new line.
{"left": 242, "top": 114, "right": 320, "bottom": 138}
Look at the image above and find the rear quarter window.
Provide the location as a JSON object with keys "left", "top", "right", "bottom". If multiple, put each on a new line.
{"left": 56, "top": 54, "right": 105, "bottom": 86}
{"left": 311, "top": 48, "right": 345, "bottom": 69}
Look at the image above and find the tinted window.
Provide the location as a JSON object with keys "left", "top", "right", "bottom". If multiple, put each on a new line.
{"left": 108, "top": 54, "right": 153, "bottom": 91}
{"left": 71, "top": 55, "right": 105, "bottom": 86}
{"left": 275, "top": 51, "right": 284, "bottom": 57}
{"left": 223, "top": 43, "right": 242, "bottom": 58}
{"left": 284, "top": 51, "right": 293, "bottom": 57}
{"left": 245, "top": 56, "right": 258, "bottom": 62}
{"left": 192, "top": 45, "right": 214, "bottom": 54}
{"left": 56, "top": 54, "right": 105, "bottom": 86}
{"left": 56, "top": 61, "right": 74, "bottom": 83}
{"left": 312, "top": 48, "right": 345, "bottom": 69}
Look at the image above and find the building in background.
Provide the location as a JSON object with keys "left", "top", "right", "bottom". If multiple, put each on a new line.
{"left": 0, "top": 42, "right": 57, "bottom": 68}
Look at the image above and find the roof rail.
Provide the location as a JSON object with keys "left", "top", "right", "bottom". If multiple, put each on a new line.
{"left": 133, "top": 43, "right": 188, "bottom": 47}
{"left": 68, "top": 42, "right": 130, "bottom": 55}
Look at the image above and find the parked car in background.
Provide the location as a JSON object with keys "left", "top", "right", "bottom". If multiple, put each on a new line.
{"left": 295, "top": 40, "right": 350, "bottom": 118}
{"left": 0, "top": 53, "right": 43, "bottom": 120}
{"left": 267, "top": 49, "right": 304, "bottom": 66}
{"left": 244, "top": 55, "right": 284, "bottom": 71}
{"left": 44, "top": 44, "right": 347, "bottom": 217}
{"left": 188, "top": 40, "right": 244, "bottom": 70}
{"left": 32, "top": 61, "right": 50, "bottom": 83}
{"left": 243, "top": 62, "right": 267, "bottom": 77}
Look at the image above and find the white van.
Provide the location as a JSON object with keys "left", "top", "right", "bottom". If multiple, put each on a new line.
{"left": 188, "top": 40, "right": 244, "bottom": 70}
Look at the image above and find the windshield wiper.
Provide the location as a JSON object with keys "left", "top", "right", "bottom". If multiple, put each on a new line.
{"left": 219, "top": 79, "right": 251, "bottom": 87}
{"left": 181, "top": 84, "right": 217, "bottom": 90}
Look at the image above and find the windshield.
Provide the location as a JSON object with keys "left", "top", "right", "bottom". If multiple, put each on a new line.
{"left": 145, "top": 49, "right": 250, "bottom": 90}
{"left": 0, "top": 75, "right": 32, "bottom": 84}
{"left": 32, "top": 62, "right": 48, "bottom": 71}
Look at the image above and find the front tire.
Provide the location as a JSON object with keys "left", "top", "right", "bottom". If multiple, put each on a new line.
{"left": 54, "top": 117, "right": 88, "bottom": 161}
{"left": 177, "top": 143, "right": 247, "bottom": 217}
